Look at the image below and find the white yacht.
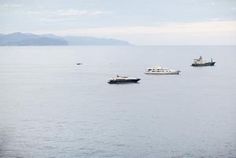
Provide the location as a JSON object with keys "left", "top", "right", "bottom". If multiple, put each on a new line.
{"left": 145, "top": 65, "right": 180, "bottom": 75}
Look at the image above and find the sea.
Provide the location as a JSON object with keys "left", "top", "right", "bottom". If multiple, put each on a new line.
{"left": 0, "top": 46, "right": 235, "bottom": 158}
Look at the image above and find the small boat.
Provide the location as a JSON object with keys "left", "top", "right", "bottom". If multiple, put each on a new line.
{"left": 76, "top": 63, "right": 82, "bottom": 65}
{"left": 191, "top": 56, "right": 215, "bottom": 67}
{"left": 108, "top": 75, "right": 140, "bottom": 84}
{"left": 145, "top": 65, "right": 180, "bottom": 75}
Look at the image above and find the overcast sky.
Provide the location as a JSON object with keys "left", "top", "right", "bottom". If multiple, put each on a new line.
{"left": 0, "top": 0, "right": 236, "bottom": 45}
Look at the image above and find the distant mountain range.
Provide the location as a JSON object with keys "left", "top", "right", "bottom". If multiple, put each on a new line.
{"left": 0, "top": 32, "right": 131, "bottom": 46}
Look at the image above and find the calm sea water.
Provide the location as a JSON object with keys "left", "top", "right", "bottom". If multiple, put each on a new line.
{"left": 0, "top": 46, "right": 236, "bottom": 158}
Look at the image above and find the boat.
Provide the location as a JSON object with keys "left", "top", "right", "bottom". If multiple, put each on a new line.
{"left": 76, "top": 63, "right": 82, "bottom": 65}
{"left": 145, "top": 65, "right": 180, "bottom": 75}
{"left": 108, "top": 75, "right": 140, "bottom": 84}
{"left": 191, "top": 56, "right": 215, "bottom": 67}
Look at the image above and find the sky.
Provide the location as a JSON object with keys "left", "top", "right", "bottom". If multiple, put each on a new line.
{"left": 0, "top": 0, "right": 236, "bottom": 45}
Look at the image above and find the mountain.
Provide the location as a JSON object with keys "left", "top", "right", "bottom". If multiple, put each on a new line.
{"left": 0, "top": 32, "right": 131, "bottom": 46}
{"left": 0, "top": 32, "right": 68, "bottom": 46}
{"left": 64, "top": 36, "right": 131, "bottom": 45}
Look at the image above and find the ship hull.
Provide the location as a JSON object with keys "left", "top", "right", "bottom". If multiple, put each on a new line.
{"left": 145, "top": 71, "right": 180, "bottom": 75}
{"left": 191, "top": 62, "right": 215, "bottom": 67}
{"left": 108, "top": 78, "right": 140, "bottom": 84}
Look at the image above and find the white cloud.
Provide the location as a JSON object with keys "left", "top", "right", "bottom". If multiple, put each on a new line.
{"left": 209, "top": 1, "right": 216, "bottom": 6}
{"left": 27, "top": 9, "right": 110, "bottom": 21}
{"left": 40, "top": 20, "right": 236, "bottom": 45}
{"left": 231, "top": 7, "right": 236, "bottom": 11}
{"left": 48, "top": 20, "right": 236, "bottom": 36}
{"left": 0, "top": 3, "right": 22, "bottom": 9}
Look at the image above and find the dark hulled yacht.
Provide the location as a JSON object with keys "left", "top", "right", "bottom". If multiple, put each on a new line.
{"left": 108, "top": 75, "right": 140, "bottom": 84}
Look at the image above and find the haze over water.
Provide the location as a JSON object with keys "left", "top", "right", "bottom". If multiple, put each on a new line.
{"left": 0, "top": 46, "right": 236, "bottom": 158}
